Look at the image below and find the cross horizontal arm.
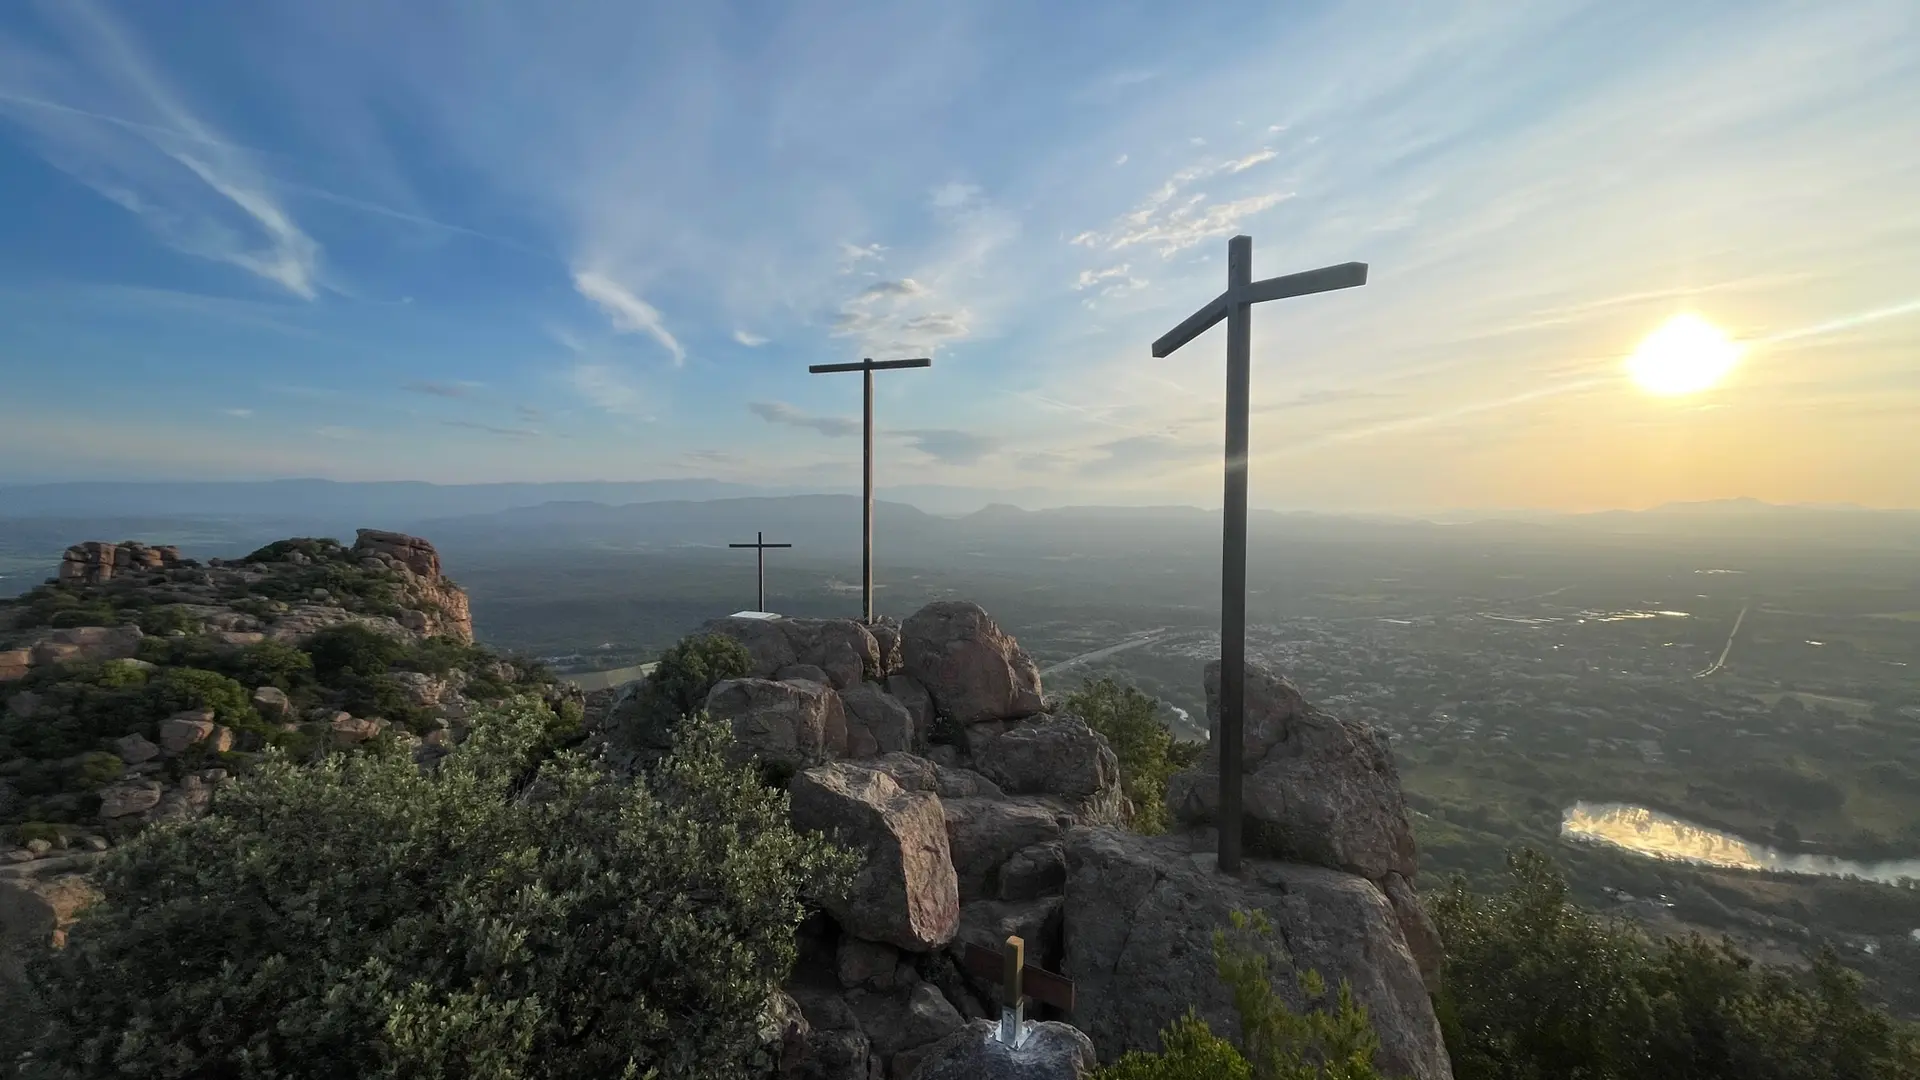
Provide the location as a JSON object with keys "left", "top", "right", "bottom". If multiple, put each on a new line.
{"left": 728, "top": 542, "right": 793, "bottom": 549}
{"left": 959, "top": 943, "right": 1077, "bottom": 1011}
{"left": 808, "top": 357, "right": 933, "bottom": 374}
{"left": 1240, "top": 261, "right": 1369, "bottom": 305}
{"left": 1152, "top": 293, "right": 1228, "bottom": 359}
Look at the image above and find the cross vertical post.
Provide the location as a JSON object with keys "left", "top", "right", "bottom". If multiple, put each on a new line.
{"left": 807, "top": 356, "right": 932, "bottom": 624}
{"left": 960, "top": 936, "right": 1077, "bottom": 1050}
{"left": 1152, "top": 236, "right": 1368, "bottom": 875}
{"left": 1001, "top": 934, "right": 1026, "bottom": 1048}
{"left": 863, "top": 367, "right": 874, "bottom": 624}
{"left": 728, "top": 530, "right": 792, "bottom": 613}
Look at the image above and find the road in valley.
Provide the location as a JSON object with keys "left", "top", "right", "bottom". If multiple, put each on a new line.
{"left": 1693, "top": 604, "right": 1749, "bottom": 679}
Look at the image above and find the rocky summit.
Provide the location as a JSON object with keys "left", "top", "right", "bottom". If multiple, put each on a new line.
{"left": 1, "top": 530, "right": 570, "bottom": 1002}
{"left": 3, "top": 534, "right": 1453, "bottom": 1080}
{"left": 591, "top": 600, "right": 1452, "bottom": 1080}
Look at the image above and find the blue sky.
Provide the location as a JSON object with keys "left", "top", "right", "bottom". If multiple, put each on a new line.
{"left": 0, "top": 0, "right": 1915, "bottom": 511}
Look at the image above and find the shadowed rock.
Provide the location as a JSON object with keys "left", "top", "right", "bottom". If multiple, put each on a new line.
{"left": 901, "top": 602, "right": 1044, "bottom": 727}
{"left": 1166, "top": 658, "right": 1417, "bottom": 882}
{"left": 1060, "top": 827, "right": 1450, "bottom": 1080}
{"left": 790, "top": 762, "right": 960, "bottom": 952}
{"left": 907, "top": 1019, "right": 1097, "bottom": 1080}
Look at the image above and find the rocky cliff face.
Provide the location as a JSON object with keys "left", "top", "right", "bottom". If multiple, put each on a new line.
{"left": 0, "top": 530, "right": 556, "bottom": 984}
{"left": 598, "top": 602, "right": 1452, "bottom": 1080}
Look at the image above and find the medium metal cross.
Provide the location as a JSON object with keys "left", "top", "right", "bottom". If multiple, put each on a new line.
{"left": 727, "top": 530, "right": 792, "bottom": 613}
{"left": 806, "top": 356, "right": 932, "bottom": 624}
{"left": 961, "top": 935, "right": 1076, "bottom": 1049}
{"left": 1152, "top": 234, "right": 1368, "bottom": 875}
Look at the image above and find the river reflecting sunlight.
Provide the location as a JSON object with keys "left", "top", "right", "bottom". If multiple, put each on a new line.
{"left": 1561, "top": 801, "right": 1920, "bottom": 886}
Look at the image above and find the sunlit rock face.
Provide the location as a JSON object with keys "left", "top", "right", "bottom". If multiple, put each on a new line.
{"left": 1559, "top": 801, "right": 1920, "bottom": 886}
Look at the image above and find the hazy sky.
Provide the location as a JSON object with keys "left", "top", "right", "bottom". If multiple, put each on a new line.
{"left": 0, "top": 0, "right": 1915, "bottom": 511}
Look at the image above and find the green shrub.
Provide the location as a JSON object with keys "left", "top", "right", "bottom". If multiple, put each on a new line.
{"left": 136, "top": 605, "right": 202, "bottom": 637}
{"left": 1092, "top": 909, "right": 1388, "bottom": 1080}
{"left": 69, "top": 752, "right": 124, "bottom": 790}
{"left": 397, "top": 636, "right": 486, "bottom": 676}
{"left": 227, "top": 640, "right": 315, "bottom": 691}
{"left": 631, "top": 633, "right": 754, "bottom": 732}
{"left": 1430, "top": 847, "right": 1920, "bottom": 1080}
{"left": 1094, "top": 1011, "right": 1253, "bottom": 1080}
{"left": 146, "top": 667, "right": 257, "bottom": 728}
{"left": 20, "top": 699, "right": 858, "bottom": 1080}
{"left": 306, "top": 623, "right": 408, "bottom": 682}
{"left": 1062, "top": 677, "right": 1198, "bottom": 835}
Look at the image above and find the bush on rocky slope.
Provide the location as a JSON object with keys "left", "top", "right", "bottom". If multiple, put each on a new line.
{"left": 1431, "top": 847, "right": 1920, "bottom": 1080}
{"left": 16, "top": 698, "right": 857, "bottom": 1080}
{"left": 1061, "top": 676, "right": 1204, "bottom": 835}
{"left": 1093, "top": 909, "right": 1387, "bottom": 1080}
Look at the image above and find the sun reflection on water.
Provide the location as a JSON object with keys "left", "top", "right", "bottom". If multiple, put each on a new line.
{"left": 1560, "top": 801, "right": 1920, "bottom": 886}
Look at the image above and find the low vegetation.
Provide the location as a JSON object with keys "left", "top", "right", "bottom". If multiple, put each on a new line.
{"left": 1431, "top": 847, "right": 1920, "bottom": 1080}
{"left": 1, "top": 622, "right": 554, "bottom": 837}
{"left": 16, "top": 699, "right": 858, "bottom": 1080}
{"left": 628, "top": 633, "right": 754, "bottom": 732}
{"left": 1094, "top": 909, "right": 1388, "bottom": 1080}
{"left": 1063, "top": 676, "right": 1205, "bottom": 834}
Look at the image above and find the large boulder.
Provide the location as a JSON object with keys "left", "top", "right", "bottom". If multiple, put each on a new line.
{"left": 841, "top": 683, "right": 916, "bottom": 758}
{"left": 969, "top": 717, "right": 1120, "bottom": 801}
{"left": 698, "top": 616, "right": 881, "bottom": 691}
{"left": 849, "top": 982, "right": 968, "bottom": 1068}
{"left": 705, "top": 678, "right": 850, "bottom": 772}
{"left": 790, "top": 762, "right": 960, "bottom": 951}
{"left": 908, "top": 1019, "right": 1098, "bottom": 1080}
{"left": 944, "top": 797, "right": 1069, "bottom": 904}
{"left": 1059, "top": 828, "right": 1450, "bottom": 1080}
{"left": 887, "top": 674, "right": 936, "bottom": 746}
{"left": 901, "top": 603, "right": 1044, "bottom": 727}
{"left": 1165, "top": 659, "right": 1417, "bottom": 882}
{"left": 97, "top": 779, "right": 164, "bottom": 819}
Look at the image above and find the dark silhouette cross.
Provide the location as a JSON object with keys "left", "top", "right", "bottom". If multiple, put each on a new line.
{"left": 806, "top": 356, "right": 932, "bottom": 624}
{"left": 1153, "top": 234, "right": 1368, "bottom": 875}
{"left": 962, "top": 935, "right": 1076, "bottom": 1048}
{"left": 727, "top": 530, "right": 792, "bottom": 613}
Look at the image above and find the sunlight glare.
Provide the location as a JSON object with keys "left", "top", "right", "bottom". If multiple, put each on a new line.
{"left": 1626, "top": 313, "right": 1743, "bottom": 396}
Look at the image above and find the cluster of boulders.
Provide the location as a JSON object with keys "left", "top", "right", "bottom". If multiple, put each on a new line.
{"left": 0, "top": 530, "right": 475, "bottom": 689}
{"left": 612, "top": 602, "right": 1450, "bottom": 1080}
{"left": 56, "top": 541, "right": 185, "bottom": 587}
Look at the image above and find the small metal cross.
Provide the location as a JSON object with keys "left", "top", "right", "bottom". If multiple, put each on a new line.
{"left": 961, "top": 935, "right": 1076, "bottom": 1048}
{"left": 727, "top": 530, "right": 792, "bottom": 613}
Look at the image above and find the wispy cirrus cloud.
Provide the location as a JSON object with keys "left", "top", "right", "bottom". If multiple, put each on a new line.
{"left": 572, "top": 270, "right": 685, "bottom": 366}
{"left": 404, "top": 380, "right": 482, "bottom": 398}
{"left": 749, "top": 400, "right": 859, "bottom": 438}
{"left": 442, "top": 419, "right": 543, "bottom": 439}
{"left": 733, "top": 329, "right": 769, "bottom": 347}
{"left": 898, "top": 428, "right": 997, "bottom": 466}
{"left": 0, "top": 1, "right": 322, "bottom": 297}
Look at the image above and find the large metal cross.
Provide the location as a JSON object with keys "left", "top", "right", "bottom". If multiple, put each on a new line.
{"left": 727, "top": 530, "right": 792, "bottom": 613}
{"left": 1153, "top": 234, "right": 1368, "bottom": 875}
{"left": 962, "top": 935, "right": 1076, "bottom": 1049}
{"left": 806, "top": 356, "right": 932, "bottom": 624}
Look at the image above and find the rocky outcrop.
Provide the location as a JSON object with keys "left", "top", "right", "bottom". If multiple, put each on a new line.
{"left": 841, "top": 682, "right": 916, "bottom": 757}
{"left": 790, "top": 762, "right": 961, "bottom": 952}
{"left": 1, "top": 852, "right": 103, "bottom": 1015}
{"left": 706, "top": 678, "right": 851, "bottom": 772}
{"left": 352, "top": 530, "right": 473, "bottom": 641}
{"left": 744, "top": 603, "right": 1448, "bottom": 1080}
{"left": 909, "top": 1019, "right": 1099, "bottom": 1080}
{"left": 697, "top": 615, "right": 881, "bottom": 690}
{"left": 1167, "top": 659, "right": 1418, "bottom": 883}
{"left": 901, "top": 603, "right": 1044, "bottom": 727}
{"left": 58, "top": 541, "right": 183, "bottom": 586}
{"left": 1060, "top": 828, "right": 1450, "bottom": 1080}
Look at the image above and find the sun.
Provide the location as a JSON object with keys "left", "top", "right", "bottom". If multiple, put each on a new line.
{"left": 1626, "top": 313, "right": 1743, "bottom": 396}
